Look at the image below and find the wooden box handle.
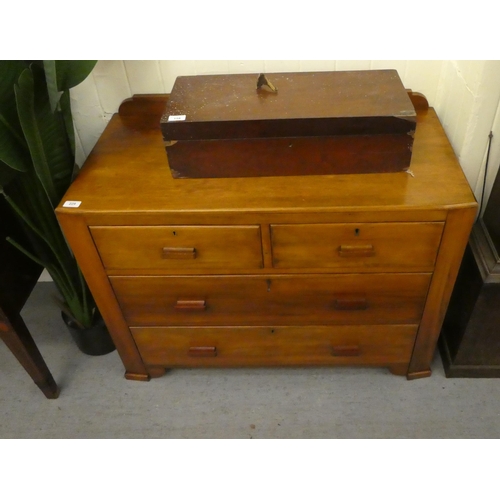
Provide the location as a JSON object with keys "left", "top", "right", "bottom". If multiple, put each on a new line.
{"left": 175, "top": 299, "right": 207, "bottom": 310}
{"left": 162, "top": 247, "right": 197, "bottom": 259}
{"left": 334, "top": 297, "right": 368, "bottom": 310}
{"left": 338, "top": 244, "right": 375, "bottom": 257}
{"left": 188, "top": 346, "right": 217, "bottom": 357}
{"left": 331, "top": 345, "right": 361, "bottom": 357}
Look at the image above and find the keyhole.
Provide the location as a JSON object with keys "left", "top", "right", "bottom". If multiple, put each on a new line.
{"left": 354, "top": 228, "right": 360, "bottom": 236}
{"left": 173, "top": 231, "right": 176, "bottom": 236}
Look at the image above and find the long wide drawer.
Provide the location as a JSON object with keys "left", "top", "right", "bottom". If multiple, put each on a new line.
{"left": 131, "top": 325, "right": 418, "bottom": 367}
{"left": 90, "top": 225, "right": 263, "bottom": 271}
{"left": 110, "top": 274, "right": 432, "bottom": 326}
{"left": 271, "top": 222, "right": 444, "bottom": 271}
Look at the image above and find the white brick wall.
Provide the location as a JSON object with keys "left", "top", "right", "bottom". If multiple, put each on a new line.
{"left": 434, "top": 61, "right": 500, "bottom": 205}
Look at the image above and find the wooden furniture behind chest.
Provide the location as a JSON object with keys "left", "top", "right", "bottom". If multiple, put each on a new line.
{"left": 56, "top": 93, "right": 477, "bottom": 381}
{"left": 439, "top": 150, "right": 500, "bottom": 377}
{"left": 1, "top": 197, "right": 59, "bottom": 398}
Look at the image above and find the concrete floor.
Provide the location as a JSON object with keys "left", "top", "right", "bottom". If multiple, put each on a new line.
{"left": 1, "top": 282, "right": 500, "bottom": 438}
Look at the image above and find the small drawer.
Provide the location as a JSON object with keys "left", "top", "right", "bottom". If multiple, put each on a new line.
{"left": 130, "top": 325, "right": 418, "bottom": 368}
{"left": 110, "top": 273, "right": 431, "bottom": 327}
{"left": 270, "top": 222, "right": 444, "bottom": 271}
{"left": 90, "top": 225, "right": 263, "bottom": 271}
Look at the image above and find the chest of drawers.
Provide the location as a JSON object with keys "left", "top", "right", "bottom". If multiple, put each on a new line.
{"left": 56, "top": 93, "right": 477, "bottom": 381}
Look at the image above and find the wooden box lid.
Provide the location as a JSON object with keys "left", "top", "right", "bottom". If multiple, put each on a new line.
{"left": 160, "top": 70, "right": 416, "bottom": 141}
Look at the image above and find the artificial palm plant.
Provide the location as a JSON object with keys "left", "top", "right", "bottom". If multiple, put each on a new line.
{"left": 0, "top": 60, "right": 98, "bottom": 329}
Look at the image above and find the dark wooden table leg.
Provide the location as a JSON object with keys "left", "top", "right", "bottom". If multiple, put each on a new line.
{"left": 0, "top": 309, "right": 60, "bottom": 399}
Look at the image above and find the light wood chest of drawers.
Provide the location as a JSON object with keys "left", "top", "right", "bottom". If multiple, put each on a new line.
{"left": 56, "top": 94, "right": 477, "bottom": 381}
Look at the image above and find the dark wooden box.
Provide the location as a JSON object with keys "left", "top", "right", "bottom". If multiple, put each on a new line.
{"left": 160, "top": 70, "right": 416, "bottom": 179}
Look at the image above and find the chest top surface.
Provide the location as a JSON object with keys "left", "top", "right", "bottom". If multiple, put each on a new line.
{"left": 57, "top": 95, "right": 476, "bottom": 216}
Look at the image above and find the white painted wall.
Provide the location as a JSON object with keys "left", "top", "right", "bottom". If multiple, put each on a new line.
{"left": 70, "top": 60, "right": 500, "bottom": 204}
{"left": 434, "top": 61, "right": 500, "bottom": 211}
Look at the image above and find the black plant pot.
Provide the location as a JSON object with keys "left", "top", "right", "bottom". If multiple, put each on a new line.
{"left": 62, "top": 311, "right": 116, "bottom": 356}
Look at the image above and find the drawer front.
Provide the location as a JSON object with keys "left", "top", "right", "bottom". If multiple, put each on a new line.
{"left": 271, "top": 222, "right": 444, "bottom": 271}
{"left": 110, "top": 274, "right": 431, "bottom": 326}
{"left": 131, "top": 325, "right": 418, "bottom": 367}
{"left": 90, "top": 225, "right": 263, "bottom": 271}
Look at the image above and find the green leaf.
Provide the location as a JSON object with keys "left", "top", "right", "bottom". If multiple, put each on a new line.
{"left": 0, "top": 159, "right": 19, "bottom": 188}
{"left": 6, "top": 236, "right": 47, "bottom": 268}
{"left": 4, "top": 175, "right": 93, "bottom": 327}
{"left": 0, "top": 61, "right": 31, "bottom": 172}
{"left": 43, "top": 60, "right": 62, "bottom": 113}
{"left": 0, "top": 61, "right": 29, "bottom": 109}
{"left": 55, "top": 61, "right": 97, "bottom": 90}
{"left": 14, "top": 65, "right": 74, "bottom": 207}
{"left": 0, "top": 113, "right": 30, "bottom": 172}
{"left": 2, "top": 60, "right": 98, "bottom": 328}
{"left": 59, "top": 90, "right": 75, "bottom": 158}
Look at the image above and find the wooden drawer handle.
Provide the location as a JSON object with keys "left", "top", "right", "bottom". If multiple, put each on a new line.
{"left": 338, "top": 244, "right": 375, "bottom": 257}
{"left": 162, "top": 247, "right": 197, "bottom": 259}
{"left": 334, "top": 297, "right": 368, "bottom": 310}
{"left": 188, "top": 346, "right": 217, "bottom": 357}
{"left": 175, "top": 299, "right": 207, "bottom": 310}
{"left": 331, "top": 345, "right": 361, "bottom": 357}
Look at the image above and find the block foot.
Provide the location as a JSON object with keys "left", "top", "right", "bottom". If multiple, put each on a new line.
{"left": 125, "top": 371, "right": 151, "bottom": 382}
{"left": 406, "top": 369, "right": 432, "bottom": 380}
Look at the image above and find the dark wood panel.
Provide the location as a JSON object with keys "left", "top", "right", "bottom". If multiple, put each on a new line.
{"left": 440, "top": 227, "right": 500, "bottom": 377}
{"left": 166, "top": 134, "right": 413, "bottom": 178}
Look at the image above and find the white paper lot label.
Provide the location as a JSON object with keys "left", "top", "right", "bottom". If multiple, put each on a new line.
{"left": 168, "top": 115, "right": 186, "bottom": 122}
{"left": 62, "top": 200, "right": 82, "bottom": 208}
